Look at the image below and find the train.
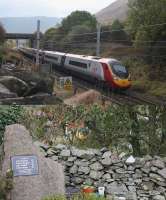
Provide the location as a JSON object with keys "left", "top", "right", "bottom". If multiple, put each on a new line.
{"left": 19, "top": 47, "right": 131, "bottom": 90}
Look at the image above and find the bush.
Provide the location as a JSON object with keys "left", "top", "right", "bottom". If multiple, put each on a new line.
{"left": 43, "top": 194, "right": 106, "bottom": 200}
{"left": 0, "top": 170, "right": 13, "bottom": 200}
{"left": 0, "top": 106, "right": 23, "bottom": 145}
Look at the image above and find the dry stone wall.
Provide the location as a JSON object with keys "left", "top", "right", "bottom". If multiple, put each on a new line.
{"left": 42, "top": 144, "right": 166, "bottom": 200}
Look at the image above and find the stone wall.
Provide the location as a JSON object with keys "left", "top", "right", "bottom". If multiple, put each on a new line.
{"left": 43, "top": 144, "right": 166, "bottom": 200}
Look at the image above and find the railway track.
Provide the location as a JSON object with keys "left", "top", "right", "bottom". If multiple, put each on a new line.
{"left": 21, "top": 54, "right": 166, "bottom": 106}
{"left": 53, "top": 69, "right": 166, "bottom": 106}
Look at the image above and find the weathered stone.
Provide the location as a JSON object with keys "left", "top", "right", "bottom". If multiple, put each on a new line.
{"left": 69, "top": 165, "right": 78, "bottom": 174}
{"left": 100, "top": 147, "right": 109, "bottom": 153}
{"left": 67, "top": 157, "right": 77, "bottom": 162}
{"left": 126, "top": 192, "right": 137, "bottom": 200}
{"left": 71, "top": 147, "right": 95, "bottom": 159}
{"left": 152, "top": 160, "right": 165, "bottom": 169}
{"left": 106, "top": 182, "right": 128, "bottom": 195}
{"left": 126, "top": 156, "right": 136, "bottom": 164}
{"left": 115, "top": 168, "right": 126, "bottom": 174}
{"left": 158, "top": 168, "right": 166, "bottom": 179}
{"left": 101, "top": 157, "right": 112, "bottom": 166}
{"left": 2, "top": 124, "right": 65, "bottom": 200}
{"left": 55, "top": 144, "right": 67, "bottom": 150}
{"left": 74, "top": 160, "right": 89, "bottom": 167}
{"left": 152, "top": 195, "right": 165, "bottom": 200}
{"left": 90, "top": 162, "right": 103, "bottom": 171}
{"left": 150, "top": 173, "right": 165, "bottom": 182}
{"left": 60, "top": 149, "right": 71, "bottom": 157}
{"left": 0, "top": 83, "right": 17, "bottom": 98}
{"left": 72, "top": 177, "right": 84, "bottom": 184}
{"left": 0, "top": 76, "right": 29, "bottom": 96}
{"left": 89, "top": 170, "right": 103, "bottom": 180}
{"left": 102, "top": 151, "right": 112, "bottom": 158}
{"left": 102, "top": 173, "right": 111, "bottom": 180}
{"left": 78, "top": 166, "right": 90, "bottom": 174}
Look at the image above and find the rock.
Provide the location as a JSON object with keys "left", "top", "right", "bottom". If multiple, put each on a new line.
{"left": 102, "top": 151, "right": 112, "bottom": 158}
{"left": 102, "top": 173, "right": 111, "bottom": 180}
{"left": 0, "top": 76, "right": 29, "bottom": 96}
{"left": 152, "top": 195, "right": 165, "bottom": 200}
{"left": 90, "top": 162, "right": 103, "bottom": 171}
{"left": 69, "top": 165, "right": 78, "bottom": 174}
{"left": 74, "top": 160, "right": 89, "bottom": 167}
{"left": 115, "top": 168, "right": 126, "bottom": 174}
{"left": 100, "top": 147, "right": 109, "bottom": 153}
{"left": 0, "top": 83, "right": 17, "bottom": 98}
{"left": 152, "top": 160, "right": 165, "bottom": 169}
{"left": 2, "top": 124, "right": 65, "bottom": 200}
{"left": 106, "top": 182, "right": 128, "bottom": 195}
{"left": 150, "top": 173, "right": 165, "bottom": 182}
{"left": 25, "top": 80, "right": 54, "bottom": 96}
{"left": 158, "top": 168, "right": 166, "bottom": 179}
{"left": 67, "top": 157, "right": 77, "bottom": 162}
{"left": 78, "top": 166, "right": 90, "bottom": 174}
{"left": 89, "top": 170, "right": 103, "bottom": 180}
{"left": 71, "top": 147, "right": 95, "bottom": 159}
{"left": 126, "top": 156, "right": 136, "bottom": 164}
{"left": 55, "top": 144, "right": 67, "bottom": 150}
{"left": 72, "top": 177, "right": 84, "bottom": 184}
{"left": 101, "top": 157, "right": 112, "bottom": 166}
{"left": 60, "top": 150, "right": 71, "bottom": 157}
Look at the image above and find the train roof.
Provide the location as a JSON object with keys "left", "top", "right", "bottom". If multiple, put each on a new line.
{"left": 21, "top": 48, "right": 121, "bottom": 63}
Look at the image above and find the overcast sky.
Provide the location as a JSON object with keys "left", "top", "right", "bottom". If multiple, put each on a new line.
{"left": 0, "top": 0, "right": 117, "bottom": 17}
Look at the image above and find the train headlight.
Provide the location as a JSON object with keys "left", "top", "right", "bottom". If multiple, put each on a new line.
{"left": 113, "top": 75, "right": 119, "bottom": 80}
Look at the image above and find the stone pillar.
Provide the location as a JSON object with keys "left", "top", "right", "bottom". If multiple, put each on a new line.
{"left": 2, "top": 124, "right": 65, "bottom": 200}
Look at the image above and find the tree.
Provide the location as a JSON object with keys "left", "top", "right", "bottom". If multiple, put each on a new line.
{"left": 61, "top": 11, "right": 97, "bottom": 33}
{"left": 127, "top": 0, "right": 166, "bottom": 62}
{"left": 42, "top": 11, "right": 97, "bottom": 53}
{"left": 110, "top": 20, "right": 130, "bottom": 43}
{"left": 0, "top": 23, "right": 5, "bottom": 45}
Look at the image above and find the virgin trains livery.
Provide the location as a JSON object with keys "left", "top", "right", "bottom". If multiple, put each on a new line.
{"left": 20, "top": 48, "right": 131, "bottom": 90}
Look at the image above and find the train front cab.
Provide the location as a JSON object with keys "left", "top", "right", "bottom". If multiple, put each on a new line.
{"left": 101, "top": 61, "right": 131, "bottom": 90}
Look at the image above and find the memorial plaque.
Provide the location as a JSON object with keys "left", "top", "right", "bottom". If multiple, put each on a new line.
{"left": 11, "top": 155, "right": 39, "bottom": 177}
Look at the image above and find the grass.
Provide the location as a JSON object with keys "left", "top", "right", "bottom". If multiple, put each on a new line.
{"left": 43, "top": 194, "right": 107, "bottom": 200}
{"left": 132, "top": 80, "right": 166, "bottom": 97}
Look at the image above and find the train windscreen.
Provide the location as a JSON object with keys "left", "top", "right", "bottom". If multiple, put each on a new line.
{"left": 110, "top": 62, "right": 129, "bottom": 79}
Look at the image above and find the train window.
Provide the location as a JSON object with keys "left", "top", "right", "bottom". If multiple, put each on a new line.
{"left": 45, "top": 55, "right": 58, "bottom": 61}
{"left": 110, "top": 62, "right": 129, "bottom": 78}
{"left": 69, "top": 60, "right": 87, "bottom": 69}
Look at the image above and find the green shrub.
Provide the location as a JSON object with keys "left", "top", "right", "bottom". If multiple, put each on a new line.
{"left": 0, "top": 170, "right": 13, "bottom": 200}
{"left": 0, "top": 106, "right": 23, "bottom": 145}
{"left": 43, "top": 194, "right": 107, "bottom": 200}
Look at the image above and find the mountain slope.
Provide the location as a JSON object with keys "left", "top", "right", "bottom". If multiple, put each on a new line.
{"left": 96, "top": 0, "right": 129, "bottom": 24}
{"left": 0, "top": 17, "right": 61, "bottom": 33}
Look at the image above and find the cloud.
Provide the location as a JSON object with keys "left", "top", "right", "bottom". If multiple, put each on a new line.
{"left": 0, "top": 0, "right": 116, "bottom": 17}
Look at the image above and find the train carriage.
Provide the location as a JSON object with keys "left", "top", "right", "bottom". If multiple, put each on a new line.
{"left": 20, "top": 48, "right": 131, "bottom": 90}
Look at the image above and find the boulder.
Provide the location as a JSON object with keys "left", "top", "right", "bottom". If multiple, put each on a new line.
{"left": 0, "top": 83, "right": 17, "bottom": 98}
{"left": 2, "top": 124, "right": 65, "bottom": 200}
{"left": 0, "top": 76, "right": 29, "bottom": 96}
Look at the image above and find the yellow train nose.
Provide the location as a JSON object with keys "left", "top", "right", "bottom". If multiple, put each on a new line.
{"left": 114, "top": 79, "right": 131, "bottom": 88}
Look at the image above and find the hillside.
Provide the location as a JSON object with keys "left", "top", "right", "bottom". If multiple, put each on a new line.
{"left": 96, "top": 0, "right": 129, "bottom": 24}
{"left": 0, "top": 17, "right": 61, "bottom": 33}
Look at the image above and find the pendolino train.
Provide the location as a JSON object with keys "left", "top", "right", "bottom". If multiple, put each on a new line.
{"left": 20, "top": 48, "right": 131, "bottom": 90}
